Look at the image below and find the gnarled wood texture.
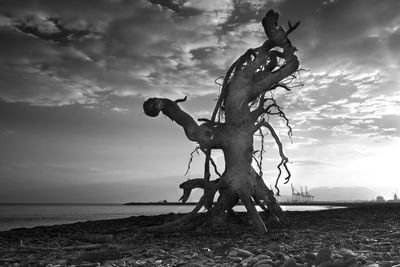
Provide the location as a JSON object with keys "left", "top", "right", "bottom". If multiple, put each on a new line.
{"left": 143, "top": 9, "right": 300, "bottom": 233}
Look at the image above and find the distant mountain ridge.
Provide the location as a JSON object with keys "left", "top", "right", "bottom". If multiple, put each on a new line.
{"left": 309, "top": 186, "right": 377, "bottom": 201}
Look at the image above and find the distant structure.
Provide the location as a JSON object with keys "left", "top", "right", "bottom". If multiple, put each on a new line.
{"left": 291, "top": 184, "right": 314, "bottom": 203}
{"left": 376, "top": 196, "right": 385, "bottom": 203}
{"left": 387, "top": 192, "right": 399, "bottom": 203}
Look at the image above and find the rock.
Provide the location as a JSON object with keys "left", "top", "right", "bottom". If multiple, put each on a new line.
{"left": 201, "top": 247, "right": 211, "bottom": 252}
{"left": 382, "top": 252, "right": 393, "bottom": 261}
{"left": 77, "top": 263, "right": 100, "bottom": 267}
{"left": 302, "top": 252, "right": 317, "bottom": 265}
{"left": 343, "top": 257, "right": 356, "bottom": 267}
{"left": 355, "top": 255, "right": 367, "bottom": 263}
{"left": 134, "top": 260, "right": 146, "bottom": 265}
{"left": 227, "top": 256, "right": 243, "bottom": 263}
{"left": 69, "top": 249, "right": 122, "bottom": 264}
{"left": 316, "top": 247, "right": 332, "bottom": 265}
{"left": 256, "top": 255, "right": 272, "bottom": 261}
{"left": 264, "top": 249, "right": 276, "bottom": 258}
{"left": 332, "top": 254, "right": 344, "bottom": 261}
{"left": 241, "top": 256, "right": 259, "bottom": 267}
{"left": 366, "top": 254, "right": 378, "bottom": 262}
{"left": 276, "top": 252, "right": 288, "bottom": 261}
{"left": 253, "top": 259, "right": 275, "bottom": 267}
{"left": 281, "top": 258, "right": 297, "bottom": 267}
{"left": 231, "top": 247, "right": 254, "bottom": 258}
{"left": 253, "top": 263, "right": 273, "bottom": 267}
{"left": 390, "top": 247, "right": 399, "bottom": 254}
{"left": 293, "top": 256, "right": 303, "bottom": 264}
{"left": 379, "top": 261, "right": 394, "bottom": 267}
{"left": 336, "top": 248, "right": 357, "bottom": 260}
{"left": 270, "top": 245, "right": 281, "bottom": 252}
{"left": 319, "top": 257, "right": 355, "bottom": 267}
{"left": 184, "top": 262, "right": 203, "bottom": 267}
{"left": 214, "top": 244, "right": 232, "bottom": 256}
{"left": 228, "top": 249, "right": 239, "bottom": 257}
{"left": 381, "top": 232, "right": 400, "bottom": 238}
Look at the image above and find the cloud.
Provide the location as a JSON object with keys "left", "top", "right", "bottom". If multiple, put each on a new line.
{"left": 148, "top": 0, "right": 203, "bottom": 18}
{"left": 0, "top": 0, "right": 399, "bottom": 147}
{"left": 12, "top": 15, "right": 99, "bottom": 45}
{"left": 111, "top": 107, "right": 130, "bottom": 114}
{"left": 292, "top": 159, "right": 333, "bottom": 166}
{"left": 1, "top": 0, "right": 399, "bottom": 202}
{"left": 0, "top": 0, "right": 291, "bottom": 107}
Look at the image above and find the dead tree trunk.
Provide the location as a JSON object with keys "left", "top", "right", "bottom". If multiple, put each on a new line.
{"left": 143, "top": 10, "right": 299, "bottom": 234}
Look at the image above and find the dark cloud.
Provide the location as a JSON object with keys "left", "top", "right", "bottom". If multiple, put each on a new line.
{"left": 13, "top": 16, "right": 99, "bottom": 46}
{"left": 293, "top": 0, "right": 400, "bottom": 69}
{"left": 148, "top": 0, "right": 203, "bottom": 18}
{"left": 217, "top": 0, "right": 266, "bottom": 35}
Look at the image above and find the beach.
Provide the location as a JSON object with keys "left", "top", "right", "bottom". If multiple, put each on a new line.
{"left": 0, "top": 203, "right": 399, "bottom": 266}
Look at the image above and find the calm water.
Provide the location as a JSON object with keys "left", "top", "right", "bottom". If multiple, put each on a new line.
{"left": 0, "top": 204, "right": 342, "bottom": 231}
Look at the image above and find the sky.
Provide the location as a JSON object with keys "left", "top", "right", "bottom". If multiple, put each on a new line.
{"left": 0, "top": 0, "right": 399, "bottom": 203}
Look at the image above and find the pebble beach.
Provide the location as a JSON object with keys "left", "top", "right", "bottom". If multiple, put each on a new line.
{"left": 0, "top": 203, "right": 399, "bottom": 267}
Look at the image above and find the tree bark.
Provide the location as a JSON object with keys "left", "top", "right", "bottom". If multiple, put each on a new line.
{"left": 142, "top": 9, "right": 299, "bottom": 234}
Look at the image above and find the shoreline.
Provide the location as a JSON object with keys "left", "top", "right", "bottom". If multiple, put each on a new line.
{"left": 0, "top": 203, "right": 399, "bottom": 266}
{"left": 0, "top": 203, "right": 345, "bottom": 233}
{"left": 124, "top": 201, "right": 400, "bottom": 207}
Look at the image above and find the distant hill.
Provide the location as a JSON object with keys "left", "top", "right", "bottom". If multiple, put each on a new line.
{"left": 309, "top": 187, "right": 377, "bottom": 201}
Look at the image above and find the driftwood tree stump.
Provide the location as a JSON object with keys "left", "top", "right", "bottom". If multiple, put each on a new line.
{"left": 143, "top": 10, "right": 300, "bottom": 234}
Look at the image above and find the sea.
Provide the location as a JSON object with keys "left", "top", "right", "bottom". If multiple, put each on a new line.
{"left": 0, "top": 204, "right": 341, "bottom": 232}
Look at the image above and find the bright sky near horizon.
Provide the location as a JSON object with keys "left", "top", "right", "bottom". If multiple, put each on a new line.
{"left": 0, "top": 0, "right": 399, "bottom": 203}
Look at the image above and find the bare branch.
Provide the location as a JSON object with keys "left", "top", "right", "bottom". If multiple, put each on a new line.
{"left": 249, "top": 9, "right": 299, "bottom": 100}
{"left": 197, "top": 118, "right": 223, "bottom": 126}
{"left": 179, "top": 178, "right": 205, "bottom": 203}
{"left": 185, "top": 146, "right": 200, "bottom": 176}
{"left": 272, "top": 83, "right": 291, "bottom": 91}
{"left": 211, "top": 57, "right": 240, "bottom": 122}
{"left": 252, "top": 96, "right": 293, "bottom": 142}
{"left": 214, "top": 76, "right": 224, "bottom": 86}
{"left": 143, "top": 98, "right": 216, "bottom": 146}
{"left": 254, "top": 120, "right": 291, "bottom": 195}
{"left": 265, "top": 103, "right": 293, "bottom": 142}
{"left": 252, "top": 155, "right": 262, "bottom": 176}
{"left": 252, "top": 128, "right": 266, "bottom": 178}
{"left": 203, "top": 149, "right": 211, "bottom": 181}
{"left": 251, "top": 93, "right": 266, "bottom": 119}
{"left": 286, "top": 20, "right": 300, "bottom": 37}
{"left": 179, "top": 178, "right": 221, "bottom": 210}
{"left": 209, "top": 157, "right": 222, "bottom": 178}
{"left": 211, "top": 40, "right": 276, "bottom": 122}
{"left": 200, "top": 148, "right": 222, "bottom": 178}
{"left": 249, "top": 168, "right": 288, "bottom": 224}
{"left": 174, "top": 96, "right": 187, "bottom": 103}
